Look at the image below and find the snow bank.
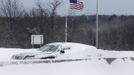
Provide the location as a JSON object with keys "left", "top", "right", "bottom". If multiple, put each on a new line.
{"left": 0, "top": 48, "right": 36, "bottom": 61}
{"left": 1, "top": 59, "right": 134, "bottom": 75}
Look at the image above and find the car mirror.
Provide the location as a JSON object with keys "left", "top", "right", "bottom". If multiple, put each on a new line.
{"left": 60, "top": 50, "right": 65, "bottom": 54}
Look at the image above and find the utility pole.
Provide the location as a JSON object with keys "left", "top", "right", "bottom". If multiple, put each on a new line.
{"left": 96, "top": 0, "right": 99, "bottom": 48}
{"left": 65, "top": 16, "right": 68, "bottom": 42}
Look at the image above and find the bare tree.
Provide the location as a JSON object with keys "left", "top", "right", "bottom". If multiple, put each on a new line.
{"left": 25, "top": 0, "right": 50, "bottom": 34}
{"left": 35, "top": 1, "right": 50, "bottom": 33}
{"left": 0, "top": 0, "right": 24, "bottom": 29}
{"left": 31, "top": 0, "right": 63, "bottom": 41}
{"left": 48, "top": 0, "right": 62, "bottom": 30}
{"left": 35, "top": 1, "right": 48, "bottom": 17}
{"left": 0, "top": 0, "right": 24, "bottom": 17}
{"left": 0, "top": 0, "right": 24, "bottom": 47}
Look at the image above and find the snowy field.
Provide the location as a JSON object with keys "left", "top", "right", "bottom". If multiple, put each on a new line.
{"left": 1, "top": 47, "right": 134, "bottom": 75}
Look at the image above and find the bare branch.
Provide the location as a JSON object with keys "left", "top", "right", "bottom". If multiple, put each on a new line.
{"left": 0, "top": 0, "right": 24, "bottom": 17}
{"left": 48, "top": 0, "right": 63, "bottom": 16}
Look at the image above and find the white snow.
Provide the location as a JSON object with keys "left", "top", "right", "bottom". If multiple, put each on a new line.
{"left": 0, "top": 48, "right": 36, "bottom": 61}
{"left": 1, "top": 59, "right": 134, "bottom": 75}
{"left": 1, "top": 43, "right": 134, "bottom": 75}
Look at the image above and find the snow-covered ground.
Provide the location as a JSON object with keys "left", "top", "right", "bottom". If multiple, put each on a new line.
{"left": 1, "top": 58, "right": 134, "bottom": 75}
{"left": 1, "top": 43, "right": 134, "bottom": 75}
{"left": 0, "top": 48, "right": 36, "bottom": 61}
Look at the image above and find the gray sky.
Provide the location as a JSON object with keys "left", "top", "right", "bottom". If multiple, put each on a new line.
{"left": 20, "top": 0, "right": 134, "bottom": 16}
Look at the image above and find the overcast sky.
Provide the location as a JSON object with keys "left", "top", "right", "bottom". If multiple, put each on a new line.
{"left": 20, "top": 0, "right": 134, "bottom": 16}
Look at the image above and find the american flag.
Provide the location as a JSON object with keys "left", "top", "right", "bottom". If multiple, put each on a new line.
{"left": 70, "top": 0, "right": 84, "bottom": 10}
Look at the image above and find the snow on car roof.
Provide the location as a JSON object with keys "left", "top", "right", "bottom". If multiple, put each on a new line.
{"left": 45, "top": 42, "right": 97, "bottom": 50}
{"left": 46, "top": 42, "right": 89, "bottom": 46}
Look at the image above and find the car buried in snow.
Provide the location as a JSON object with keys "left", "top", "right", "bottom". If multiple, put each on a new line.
{"left": 11, "top": 42, "right": 99, "bottom": 60}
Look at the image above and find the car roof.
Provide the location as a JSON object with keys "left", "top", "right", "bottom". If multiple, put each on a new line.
{"left": 45, "top": 42, "right": 96, "bottom": 49}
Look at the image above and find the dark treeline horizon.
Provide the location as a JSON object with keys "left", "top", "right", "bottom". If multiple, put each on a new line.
{"left": 0, "top": 14, "right": 134, "bottom": 50}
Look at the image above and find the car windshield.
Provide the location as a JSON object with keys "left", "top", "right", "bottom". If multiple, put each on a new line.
{"left": 39, "top": 45, "right": 59, "bottom": 52}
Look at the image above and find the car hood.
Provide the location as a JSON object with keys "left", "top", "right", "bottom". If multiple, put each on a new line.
{"left": 12, "top": 50, "right": 58, "bottom": 60}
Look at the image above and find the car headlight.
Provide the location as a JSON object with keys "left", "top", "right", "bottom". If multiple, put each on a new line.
{"left": 11, "top": 55, "right": 24, "bottom": 60}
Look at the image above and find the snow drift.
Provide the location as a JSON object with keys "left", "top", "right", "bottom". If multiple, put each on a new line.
{"left": 1, "top": 42, "right": 134, "bottom": 75}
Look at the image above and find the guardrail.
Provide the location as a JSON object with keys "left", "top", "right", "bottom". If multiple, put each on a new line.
{"left": 0, "top": 57, "right": 134, "bottom": 67}
{"left": 0, "top": 58, "right": 90, "bottom": 67}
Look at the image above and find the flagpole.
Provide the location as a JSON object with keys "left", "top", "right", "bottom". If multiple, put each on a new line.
{"left": 64, "top": 0, "right": 69, "bottom": 42}
{"left": 65, "top": 16, "right": 68, "bottom": 42}
{"left": 96, "top": 0, "right": 99, "bottom": 48}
